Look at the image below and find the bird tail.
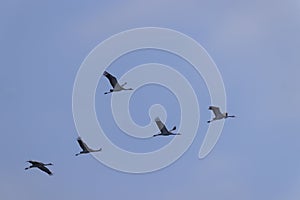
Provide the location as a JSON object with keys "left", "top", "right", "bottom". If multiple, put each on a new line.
{"left": 121, "top": 82, "right": 127, "bottom": 87}
{"left": 169, "top": 126, "right": 176, "bottom": 132}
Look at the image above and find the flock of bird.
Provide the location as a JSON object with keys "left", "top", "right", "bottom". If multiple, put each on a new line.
{"left": 25, "top": 71, "right": 235, "bottom": 176}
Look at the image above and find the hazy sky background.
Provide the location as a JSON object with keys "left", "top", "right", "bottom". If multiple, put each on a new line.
{"left": 1, "top": 0, "right": 300, "bottom": 199}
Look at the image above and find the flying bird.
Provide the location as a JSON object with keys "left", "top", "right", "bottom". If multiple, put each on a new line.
{"left": 153, "top": 117, "right": 181, "bottom": 137}
{"left": 207, "top": 106, "right": 235, "bottom": 123}
{"left": 25, "top": 160, "right": 53, "bottom": 176}
{"left": 103, "top": 71, "right": 133, "bottom": 94}
{"left": 75, "top": 137, "right": 102, "bottom": 156}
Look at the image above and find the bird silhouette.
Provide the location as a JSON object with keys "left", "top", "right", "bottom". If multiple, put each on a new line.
{"left": 75, "top": 137, "right": 102, "bottom": 156}
{"left": 153, "top": 117, "right": 181, "bottom": 137}
{"left": 207, "top": 106, "right": 235, "bottom": 123}
{"left": 103, "top": 71, "right": 133, "bottom": 94}
{"left": 25, "top": 160, "right": 53, "bottom": 176}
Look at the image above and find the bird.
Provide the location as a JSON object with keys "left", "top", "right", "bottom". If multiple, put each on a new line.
{"left": 207, "top": 106, "right": 235, "bottom": 123}
{"left": 75, "top": 137, "right": 102, "bottom": 156}
{"left": 25, "top": 160, "right": 53, "bottom": 176}
{"left": 153, "top": 117, "right": 181, "bottom": 137}
{"left": 103, "top": 71, "right": 133, "bottom": 94}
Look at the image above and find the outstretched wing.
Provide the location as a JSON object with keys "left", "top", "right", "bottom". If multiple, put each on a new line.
{"left": 27, "top": 160, "right": 42, "bottom": 165}
{"left": 209, "top": 106, "right": 223, "bottom": 118}
{"left": 77, "top": 137, "right": 89, "bottom": 151}
{"left": 103, "top": 71, "right": 118, "bottom": 88}
{"left": 38, "top": 166, "right": 53, "bottom": 175}
{"left": 155, "top": 117, "right": 168, "bottom": 133}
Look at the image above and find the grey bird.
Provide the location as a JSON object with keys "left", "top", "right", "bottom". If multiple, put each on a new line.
{"left": 25, "top": 160, "right": 53, "bottom": 176}
{"left": 207, "top": 106, "right": 235, "bottom": 123}
{"left": 103, "top": 71, "right": 133, "bottom": 94}
{"left": 153, "top": 117, "right": 181, "bottom": 137}
{"left": 75, "top": 137, "right": 102, "bottom": 156}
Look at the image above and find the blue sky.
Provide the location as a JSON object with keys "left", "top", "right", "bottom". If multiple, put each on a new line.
{"left": 1, "top": 0, "right": 300, "bottom": 199}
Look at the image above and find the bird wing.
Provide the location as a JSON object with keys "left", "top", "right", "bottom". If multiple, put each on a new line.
{"left": 209, "top": 106, "right": 223, "bottom": 117}
{"left": 27, "top": 160, "right": 42, "bottom": 165}
{"left": 103, "top": 71, "right": 118, "bottom": 88}
{"left": 38, "top": 165, "right": 53, "bottom": 175}
{"left": 155, "top": 117, "right": 168, "bottom": 133}
{"left": 77, "top": 137, "right": 89, "bottom": 151}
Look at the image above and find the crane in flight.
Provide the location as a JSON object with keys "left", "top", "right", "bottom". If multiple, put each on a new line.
{"left": 207, "top": 106, "right": 235, "bottom": 123}
{"left": 103, "top": 71, "right": 133, "bottom": 94}
{"left": 153, "top": 117, "right": 181, "bottom": 137}
{"left": 75, "top": 137, "right": 102, "bottom": 156}
{"left": 25, "top": 160, "right": 53, "bottom": 176}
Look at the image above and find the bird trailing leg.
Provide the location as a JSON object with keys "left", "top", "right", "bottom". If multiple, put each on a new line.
{"left": 227, "top": 115, "right": 236, "bottom": 118}
{"left": 171, "top": 127, "right": 181, "bottom": 135}
{"left": 91, "top": 148, "right": 102, "bottom": 153}
{"left": 121, "top": 82, "right": 133, "bottom": 91}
